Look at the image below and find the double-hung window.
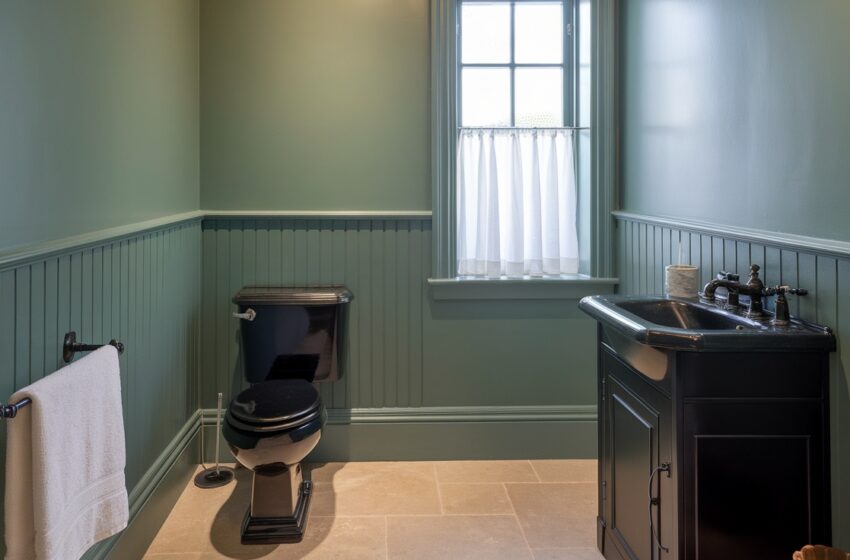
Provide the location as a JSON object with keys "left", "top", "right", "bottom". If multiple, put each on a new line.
{"left": 456, "top": 0, "right": 581, "bottom": 278}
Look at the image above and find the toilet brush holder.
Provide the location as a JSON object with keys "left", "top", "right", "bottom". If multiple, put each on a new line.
{"left": 194, "top": 392, "right": 235, "bottom": 489}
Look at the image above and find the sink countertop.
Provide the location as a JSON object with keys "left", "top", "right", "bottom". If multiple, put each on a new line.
{"left": 579, "top": 294, "right": 836, "bottom": 351}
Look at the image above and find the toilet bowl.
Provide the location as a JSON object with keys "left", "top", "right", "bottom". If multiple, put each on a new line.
{"left": 223, "top": 286, "right": 351, "bottom": 544}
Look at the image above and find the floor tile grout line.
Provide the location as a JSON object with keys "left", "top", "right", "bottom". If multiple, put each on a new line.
{"left": 385, "top": 515, "right": 389, "bottom": 560}
{"left": 529, "top": 459, "right": 542, "bottom": 483}
{"left": 310, "top": 513, "right": 399, "bottom": 518}
{"left": 503, "top": 481, "right": 535, "bottom": 557}
{"left": 433, "top": 462, "right": 443, "bottom": 485}
{"left": 530, "top": 547, "right": 605, "bottom": 551}
{"left": 405, "top": 512, "right": 526, "bottom": 518}
{"left": 495, "top": 480, "right": 596, "bottom": 485}
{"left": 440, "top": 480, "right": 540, "bottom": 486}
{"left": 433, "top": 463, "right": 445, "bottom": 515}
{"left": 384, "top": 513, "right": 520, "bottom": 519}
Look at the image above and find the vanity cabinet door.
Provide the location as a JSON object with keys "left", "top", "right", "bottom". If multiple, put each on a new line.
{"left": 601, "top": 349, "right": 671, "bottom": 560}
{"left": 682, "top": 401, "right": 829, "bottom": 560}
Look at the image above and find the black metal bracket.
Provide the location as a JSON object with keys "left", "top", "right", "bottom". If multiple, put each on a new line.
{"left": 63, "top": 331, "right": 124, "bottom": 363}
{"left": 1, "top": 397, "right": 32, "bottom": 418}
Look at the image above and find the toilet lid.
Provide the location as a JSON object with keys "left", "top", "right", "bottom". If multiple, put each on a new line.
{"left": 228, "top": 379, "right": 321, "bottom": 427}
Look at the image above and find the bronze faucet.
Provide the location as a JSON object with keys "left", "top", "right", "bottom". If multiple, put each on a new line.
{"left": 701, "top": 264, "right": 766, "bottom": 316}
{"left": 702, "top": 264, "right": 809, "bottom": 321}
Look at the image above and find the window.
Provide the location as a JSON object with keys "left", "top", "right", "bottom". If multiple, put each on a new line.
{"left": 460, "top": 1, "right": 571, "bottom": 127}
{"left": 456, "top": 0, "right": 580, "bottom": 278}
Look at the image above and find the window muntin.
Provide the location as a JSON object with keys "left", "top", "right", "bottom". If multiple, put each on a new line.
{"left": 459, "top": 0, "right": 571, "bottom": 128}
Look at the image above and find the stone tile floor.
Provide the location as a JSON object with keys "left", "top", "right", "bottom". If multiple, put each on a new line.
{"left": 144, "top": 460, "right": 604, "bottom": 560}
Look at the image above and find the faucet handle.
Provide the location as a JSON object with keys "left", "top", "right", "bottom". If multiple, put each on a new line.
{"left": 717, "top": 270, "right": 739, "bottom": 281}
{"left": 766, "top": 285, "right": 808, "bottom": 297}
{"left": 768, "top": 285, "right": 807, "bottom": 325}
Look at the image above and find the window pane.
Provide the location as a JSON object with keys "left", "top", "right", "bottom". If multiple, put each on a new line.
{"left": 461, "top": 3, "right": 511, "bottom": 64}
{"left": 515, "top": 68, "right": 563, "bottom": 127}
{"left": 515, "top": 3, "right": 563, "bottom": 64}
{"left": 462, "top": 68, "right": 511, "bottom": 126}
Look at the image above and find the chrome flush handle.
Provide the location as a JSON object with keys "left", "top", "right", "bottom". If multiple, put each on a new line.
{"left": 232, "top": 308, "right": 257, "bottom": 321}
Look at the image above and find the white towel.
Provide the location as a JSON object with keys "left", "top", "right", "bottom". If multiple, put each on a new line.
{"left": 4, "top": 346, "right": 128, "bottom": 560}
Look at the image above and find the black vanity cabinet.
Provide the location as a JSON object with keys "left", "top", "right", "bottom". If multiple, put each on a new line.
{"left": 596, "top": 329, "right": 832, "bottom": 560}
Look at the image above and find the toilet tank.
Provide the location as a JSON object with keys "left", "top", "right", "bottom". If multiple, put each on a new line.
{"left": 233, "top": 286, "right": 352, "bottom": 383}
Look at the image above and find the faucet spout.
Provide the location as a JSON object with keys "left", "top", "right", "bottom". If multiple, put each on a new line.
{"left": 701, "top": 264, "right": 768, "bottom": 317}
{"left": 700, "top": 279, "right": 738, "bottom": 301}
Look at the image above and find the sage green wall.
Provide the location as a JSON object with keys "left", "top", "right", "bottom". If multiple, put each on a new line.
{"left": 619, "top": 0, "right": 850, "bottom": 546}
{"left": 0, "top": 1, "right": 202, "bottom": 554}
{"left": 200, "top": 0, "right": 430, "bottom": 211}
{"left": 0, "top": 0, "right": 200, "bottom": 252}
{"left": 620, "top": 0, "right": 850, "bottom": 241}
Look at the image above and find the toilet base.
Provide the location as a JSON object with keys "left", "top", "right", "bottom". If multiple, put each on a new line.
{"left": 240, "top": 480, "right": 313, "bottom": 544}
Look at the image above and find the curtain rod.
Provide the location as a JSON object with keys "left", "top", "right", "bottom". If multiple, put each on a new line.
{"left": 459, "top": 126, "right": 591, "bottom": 131}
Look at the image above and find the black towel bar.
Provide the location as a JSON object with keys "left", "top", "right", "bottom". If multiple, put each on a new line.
{"left": 63, "top": 331, "right": 124, "bottom": 363}
{"left": 1, "top": 332, "right": 124, "bottom": 420}
{"left": 1, "top": 397, "right": 31, "bottom": 419}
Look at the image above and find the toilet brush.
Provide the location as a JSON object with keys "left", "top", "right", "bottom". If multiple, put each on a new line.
{"left": 194, "top": 392, "right": 235, "bottom": 489}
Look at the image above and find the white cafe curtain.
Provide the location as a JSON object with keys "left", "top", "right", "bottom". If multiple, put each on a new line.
{"left": 457, "top": 128, "right": 579, "bottom": 278}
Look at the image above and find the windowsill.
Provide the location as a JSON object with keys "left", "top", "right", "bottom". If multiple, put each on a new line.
{"left": 427, "top": 275, "right": 619, "bottom": 301}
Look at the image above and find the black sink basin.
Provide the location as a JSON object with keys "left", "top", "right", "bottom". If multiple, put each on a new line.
{"left": 616, "top": 299, "right": 764, "bottom": 331}
{"left": 579, "top": 295, "right": 835, "bottom": 351}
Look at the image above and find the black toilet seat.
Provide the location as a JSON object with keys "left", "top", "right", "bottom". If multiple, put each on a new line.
{"left": 227, "top": 379, "right": 323, "bottom": 433}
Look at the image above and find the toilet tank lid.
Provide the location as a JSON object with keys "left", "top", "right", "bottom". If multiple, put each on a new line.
{"left": 233, "top": 285, "right": 353, "bottom": 305}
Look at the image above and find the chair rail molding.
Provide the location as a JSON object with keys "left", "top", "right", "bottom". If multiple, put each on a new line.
{"left": 203, "top": 210, "right": 433, "bottom": 220}
{"left": 0, "top": 211, "right": 204, "bottom": 270}
{"left": 613, "top": 210, "right": 850, "bottom": 260}
{"left": 1, "top": 210, "right": 436, "bottom": 271}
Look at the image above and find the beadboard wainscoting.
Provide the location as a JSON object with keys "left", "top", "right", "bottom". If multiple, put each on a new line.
{"left": 201, "top": 217, "right": 431, "bottom": 411}
{"left": 614, "top": 211, "right": 850, "bottom": 546}
{"left": 0, "top": 218, "right": 203, "bottom": 558}
{"left": 200, "top": 216, "right": 602, "bottom": 461}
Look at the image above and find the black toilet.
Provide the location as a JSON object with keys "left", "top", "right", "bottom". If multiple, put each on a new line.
{"left": 223, "top": 286, "right": 351, "bottom": 544}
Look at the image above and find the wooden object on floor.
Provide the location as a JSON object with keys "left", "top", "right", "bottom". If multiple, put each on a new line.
{"left": 793, "top": 545, "right": 850, "bottom": 560}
